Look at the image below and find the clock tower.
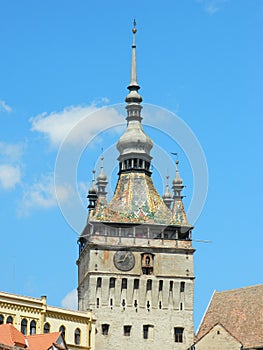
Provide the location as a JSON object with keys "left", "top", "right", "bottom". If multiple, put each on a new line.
{"left": 77, "top": 22, "right": 195, "bottom": 349}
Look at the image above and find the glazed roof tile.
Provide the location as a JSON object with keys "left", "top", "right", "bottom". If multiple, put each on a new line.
{"left": 91, "top": 172, "right": 172, "bottom": 225}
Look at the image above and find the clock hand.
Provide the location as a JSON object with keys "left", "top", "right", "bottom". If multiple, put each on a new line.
{"left": 117, "top": 252, "right": 129, "bottom": 263}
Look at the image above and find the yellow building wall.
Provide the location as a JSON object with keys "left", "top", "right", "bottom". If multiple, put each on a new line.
{"left": 0, "top": 291, "right": 95, "bottom": 350}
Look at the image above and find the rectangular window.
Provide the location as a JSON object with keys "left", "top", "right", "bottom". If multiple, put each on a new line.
{"left": 143, "top": 325, "right": 149, "bottom": 339}
{"left": 159, "top": 280, "right": 163, "bottom": 291}
{"left": 174, "top": 327, "right": 184, "bottom": 343}
{"left": 169, "top": 281, "right": 173, "bottom": 292}
{"left": 123, "top": 325, "right": 132, "bottom": 336}
{"left": 180, "top": 281, "right": 185, "bottom": 293}
{"left": 109, "top": 277, "right": 116, "bottom": 288}
{"left": 96, "top": 298, "right": 99, "bottom": 308}
{"left": 97, "top": 277, "right": 102, "bottom": 288}
{"left": 121, "top": 278, "right": 127, "bottom": 289}
{"left": 143, "top": 325, "right": 154, "bottom": 340}
{"left": 134, "top": 279, "right": 139, "bottom": 289}
{"left": 102, "top": 324, "right": 109, "bottom": 336}
{"left": 146, "top": 279, "right": 152, "bottom": 291}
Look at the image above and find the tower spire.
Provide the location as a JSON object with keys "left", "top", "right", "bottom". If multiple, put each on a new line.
{"left": 117, "top": 20, "right": 153, "bottom": 175}
{"left": 125, "top": 19, "right": 142, "bottom": 103}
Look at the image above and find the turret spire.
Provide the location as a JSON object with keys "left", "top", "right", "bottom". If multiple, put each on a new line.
{"left": 96, "top": 156, "right": 108, "bottom": 200}
{"left": 87, "top": 170, "right": 98, "bottom": 211}
{"left": 162, "top": 176, "right": 173, "bottom": 209}
{"left": 171, "top": 160, "right": 189, "bottom": 225}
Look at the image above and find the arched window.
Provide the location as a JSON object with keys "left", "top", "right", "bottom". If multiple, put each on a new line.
{"left": 44, "top": 322, "right": 50, "bottom": 333}
{"left": 74, "top": 328, "right": 81, "bottom": 345}
{"left": 6, "top": 316, "right": 13, "bottom": 324}
{"left": 0, "top": 315, "right": 4, "bottom": 324}
{"left": 59, "top": 325, "right": 66, "bottom": 338}
{"left": 21, "top": 319, "right": 27, "bottom": 335}
{"left": 30, "top": 320, "right": 36, "bottom": 335}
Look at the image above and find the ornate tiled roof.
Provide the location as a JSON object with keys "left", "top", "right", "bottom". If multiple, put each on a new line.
{"left": 91, "top": 172, "right": 172, "bottom": 225}
{"left": 86, "top": 22, "right": 191, "bottom": 231}
{"left": 196, "top": 284, "right": 263, "bottom": 349}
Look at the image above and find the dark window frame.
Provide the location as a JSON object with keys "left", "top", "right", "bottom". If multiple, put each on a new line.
{"left": 123, "top": 325, "right": 132, "bottom": 336}
{"left": 174, "top": 327, "right": 184, "bottom": 343}
{"left": 21, "top": 319, "right": 27, "bottom": 335}
{"left": 74, "top": 328, "right": 81, "bottom": 345}
{"left": 102, "top": 324, "right": 109, "bottom": 336}
{"left": 30, "top": 320, "right": 36, "bottom": 335}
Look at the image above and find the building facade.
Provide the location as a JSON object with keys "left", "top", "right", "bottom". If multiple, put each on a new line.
{"left": 0, "top": 291, "right": 95, "bottom": 350}
{"left": 77, "top": 23, "right": 195, "bottom": 349}
{"left": 194, "top": 284, "right": 263, "bottom": 350}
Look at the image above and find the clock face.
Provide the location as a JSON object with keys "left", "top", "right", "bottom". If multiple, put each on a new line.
{"left": 113, "top": 250, "right": 135, "bottom": 271}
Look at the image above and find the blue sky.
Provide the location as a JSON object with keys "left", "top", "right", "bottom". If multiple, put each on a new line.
{"left": 0, "top": 0, "right": 263, "bottom": 330}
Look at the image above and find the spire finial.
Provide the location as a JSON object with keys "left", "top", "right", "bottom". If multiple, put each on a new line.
{"left": 127, "top": 18, "right": 139, "bottom": 89}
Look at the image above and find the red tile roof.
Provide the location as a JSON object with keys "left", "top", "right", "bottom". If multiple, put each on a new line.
{"left": 0, "top": 324, "right": 26, "bottom": 348}
{"left": 196, "top": 284, "right": 263, "bottom": 348}
{"left": 26, "top": 332, "right": 66, "bottom": 350}
{"left": 0, "top": 325, "right": 67, "bottom": 350}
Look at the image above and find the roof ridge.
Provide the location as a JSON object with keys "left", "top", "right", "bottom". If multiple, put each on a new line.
{"left": 216, "top": 283, "right": 263, "bottom": 294}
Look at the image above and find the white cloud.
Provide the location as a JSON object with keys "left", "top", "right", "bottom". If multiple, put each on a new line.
{"left": 0, "top": 164, "right": 21, "bottom": 189}
{"left": 18, "top": 174, "right": 73, "bottom": 215}
{"left": 30, "top": 103, "right": 123, "bottom": 148}
{"left": 0, "top": 142, "right": 25, "bottom": 162}
{"left": 30, "top": 105, "right": 97, "bottom": 146}
{"left": 196, "top": 0, "right": 228, "bottom": 14}
{"left": 0, "top": 100, "right": 12, "bottom": 113}
{"left": 61, "top": 289, "right": 78, "bottom": 310}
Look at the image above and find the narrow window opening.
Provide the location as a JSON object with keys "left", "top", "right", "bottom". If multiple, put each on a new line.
{"left": 0, "top": 315, "right": 3, "bottom": 325}
{"left": 121, "top": 278, "right": 127, "bottom": 290}
{"left": 44, "top": 322, "right": 50, "bottom": 333}
{"left": 30, "top": 320, "right": 36, "bottom": 335}
{"left": 123, "top": 325, "right": 132, "bottom": 336}
{"left": 180, "top": 281, "right": 185, "bottom": 293}
{"left": 109, "top": 277, "right": 115, "bottom": 288}
{"left": 110, "top": 298, "right": 113, "bottom": 307}
{"left": 159, "top": 301, "right": 162, "bottom": 309}
{"left": 102, "top": 324, "right": 109, "bottom": 336}
{"left": 134, "top": 279, "right": 139, "bottom": 289}
{"left": 146, "top": 279, "right": 152, "bottom": 291}
{"left": 147, "top": 300, "right": 150, "bottom": 310}
{"left": 180, "top": 302, "right": 183, "bottom": 310}
{"left": 97, "top": 277, "right": 102, "bottom": 288}
{"left": 169, "top": 281, "right": 173, "bottom": 292}
{"left": 21, "top": 319, "right": 27, "bottom": 335}
{"left": 159, "top": 280, "right": 163, "bottom": 291}
{"left": 143, "top": 325, "right": 149, "bottom": 339}
{"left": 143, "top": 325, "right": 153, "bottom": 340}
{"left": 97, "top": 298, "right": 100, "bottom": 308}
{"left": 74, "top": 328, "right": 81, "bottom": 345}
